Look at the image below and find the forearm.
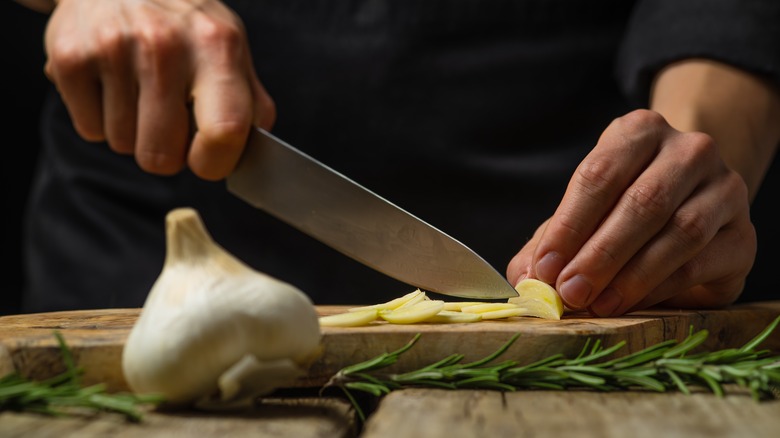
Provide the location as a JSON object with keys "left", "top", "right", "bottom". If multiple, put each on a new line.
{"left": 13, "top": 0, "right": 55, "bottom": 13}
{"left": 650, "top": 58, "right": 780, "bottom": 201}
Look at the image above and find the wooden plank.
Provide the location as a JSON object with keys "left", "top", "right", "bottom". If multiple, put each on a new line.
{"left": 0, "top": 396, "right": 356, "bottom": 437}
{"left": 1, "top": 302, "right": 779, "bottom": 392}
{"left": 362, "top": 388, "right": 780, "bottom": 438}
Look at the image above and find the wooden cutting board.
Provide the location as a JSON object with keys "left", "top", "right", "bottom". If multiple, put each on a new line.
{"left": 1, "top": 301, "right": 779, "bottom": 392}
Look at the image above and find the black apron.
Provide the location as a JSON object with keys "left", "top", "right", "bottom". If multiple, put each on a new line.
{"left": 23, "top": 0, "right": 636, "bottom": 311}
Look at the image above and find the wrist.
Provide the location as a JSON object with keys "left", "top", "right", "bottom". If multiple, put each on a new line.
{"left": 650, "top": 58, "right": 780, "bottom": 200}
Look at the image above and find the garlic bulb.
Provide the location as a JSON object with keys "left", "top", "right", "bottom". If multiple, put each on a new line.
{"left": 122, "top": 208, "right": 321, "bottom": 407}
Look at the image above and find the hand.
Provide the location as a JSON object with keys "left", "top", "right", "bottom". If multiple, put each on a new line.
{"left": 43, "top": 0, "right": 275, "bottom": 180}
{"left": 507, "top": 109, "right": 756, "bottom": 316}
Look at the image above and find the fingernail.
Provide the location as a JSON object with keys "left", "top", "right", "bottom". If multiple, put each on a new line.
{"left": 590, "top": 288, "right": 623, "bottom": 317}
{"left": 535, "top": 252, "right": 565, "bottom": 284}
{"left": 558, "top": 275, "right": 592, "bottom": 309}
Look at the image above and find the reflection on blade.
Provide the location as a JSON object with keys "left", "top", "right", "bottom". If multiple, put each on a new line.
{"left": 226, "top": 128, "right": 518, "bottom": 299}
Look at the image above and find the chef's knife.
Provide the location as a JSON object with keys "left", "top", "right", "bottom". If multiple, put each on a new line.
{"left": 226, "top": 127, "right": 518, "bottom": 300}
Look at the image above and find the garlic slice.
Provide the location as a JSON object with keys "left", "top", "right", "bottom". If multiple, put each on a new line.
{"left": 122, "top": 208, "right": 322, "bottom": 407}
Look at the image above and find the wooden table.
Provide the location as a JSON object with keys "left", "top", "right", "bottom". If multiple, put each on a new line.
{"left": 2, "top": 302, "right": 780, "bottom": 437}
{"left": 1, "top": 387, "right": 778, "bottom": 437}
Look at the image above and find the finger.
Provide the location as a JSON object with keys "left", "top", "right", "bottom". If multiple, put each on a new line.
{"left": 532, "top": 110, "right": 670, "bottom": 303}
{"left": 559, "top": 129, "right": 720, "bottom": 310}
{"left": 506, "top": 218, "right": 550, "bottom": 286}
{"left": 99, "top": 30, "right": 138, "bottom": 155}
{"left": 45, "top": 40, "right": 105, "bottom": 142}
{"left": 624, "top": 220, "right": 753, "bottom": 313}
{"left": 618, "top": 177, "right": 753, "bottom": 314}
{"left": 134, "top": 39, "right": 190, "bottom": 175}
{"left": 188, "top": 52, "right": 254, "bottom": 181}
{"left": 589, "top": 165, "right": 755, "bottom": 316}
{"left": 246, "top": 59, "right": 276, "bottom": 130}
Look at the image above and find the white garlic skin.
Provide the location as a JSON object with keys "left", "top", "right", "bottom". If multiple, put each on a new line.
{"left": 121, "top": 208, "right": 321, "bottom": 405}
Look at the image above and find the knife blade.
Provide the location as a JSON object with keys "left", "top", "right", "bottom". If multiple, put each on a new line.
{"left": 226, "top": 127, "right": 518, "bottom": 300}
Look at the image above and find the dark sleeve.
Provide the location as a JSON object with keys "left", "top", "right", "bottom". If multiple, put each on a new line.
{"left": 616, "top": 0, "right": 780, "bottom": 106}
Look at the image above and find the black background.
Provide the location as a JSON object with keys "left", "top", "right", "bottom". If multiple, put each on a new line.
{"left": 2, "top": 1, "right": 776, "bottom": 315}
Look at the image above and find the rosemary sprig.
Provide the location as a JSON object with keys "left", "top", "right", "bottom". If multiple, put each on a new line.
{"left": 325, "top": 316, "right": 780, "bottom": 421}
{"left": 0, "top": 331, "right": 164, "bottom": 422}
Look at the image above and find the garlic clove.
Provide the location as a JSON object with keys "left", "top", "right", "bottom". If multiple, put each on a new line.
{"left": 209, "top": 354, "right": 305, "bottom": 408}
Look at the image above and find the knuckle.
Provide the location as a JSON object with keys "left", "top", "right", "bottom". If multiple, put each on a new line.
{"left": 623, "top": 181, "right": 671, "bottom": 222}
{"left": 203, "top": 119, "right": 248, "bottom": 140}
{"left": 575, "top": 157, "right": 615, "bottom": 198}
{"left": 616, "top": 109, "right": 669, "bottom": 132}
{"left": 586, "top": 238, "right": 620, "bottom": 268}
{"left": 723, "top": 169, "right": 750, "bottom": 200}
{"left": 675, "top": 259, "right": 701, "bottom": 288}
{"left": 47, "top": 40, "right": 88, "bottom": 77}
{"left": 94, "top": 27, "right": 130, "bottom": 61}
{"left": 255, "top": 95, "right": 277, "bottom": 129}
{"left": 554, "top": 211, "right": 589, "bottom": 242}
{"left": 135, "top": 25, "right": 183, "bottom": 63}
{"left": 680, "top": 131, "right": 718, "bottom": 161}
{"left": 194, "top": 14, "right": 245, "bottom": 57}
{"left": 257, "top": 93, "right": 276, "bottom": 116}
{"left": 198, "top": 120, "right": 248, "bottom": 154}
{"left": 136, "top": 150, "right": 184, "bottom": 176}
{"left": 670, "top": 209, "right": 714, "bottom": 249}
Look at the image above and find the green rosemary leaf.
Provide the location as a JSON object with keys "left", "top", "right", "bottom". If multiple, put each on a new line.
{"left": 740, "top": 316, "right": 780, "bottom": 353}
{"left": 339, "top": 353, "right": 394, "bottom": 376}
{"left": 350, "top": 373, "right": 390, "bottom": 387}
{"left": 404, "top": 379, "right": 457, "bottom": 389}
{"left": 340, "top": 334, "right": 423, "bottom": 376}
{"left": 507, "top": 354, "right": 567, "bottom": 373}
{"left": 559, "top": 365, "right": 613, "bottom": 376}
{"left": 613, "top": 373, "right": 667, "bottom": 392}
{"left": 663, "top": 368, "right": 691, "bottom": 395}
{"left": 452, "top": 363, "right": 516, "bottom": 379}
{"left": 455, "top": 377, "right": 516, "bottom": 391}
{"left": 698, "top": 373, "right": 724, "bottom": 397}
{"left": 604, "top": 340, "right": 677, "bottom": 369}
{"left": 339, "top": 386, "right": 367, "bottom": 423}
{"left": 345, "top": 381, "right": 391, "bottom": 397}
{"left": 658, "top": 358, "right": 701, "bottom": 375}
{"left": 417, "top": 354, "right": 466, "bottom": 372}
{"left": 517, "top": 381, "right": 567, "bottom": 390}
{"left": 393, "top": 370, "right": 446, "bottom": 383}
{"left": 569, "top": 340, "right": 625, "bottom": 366}
{"left": 574, "top": 338, "right": 593, "bottom": 361}
{"left": 566, "top": 371, "right": 606, "bottom": 387}
{"left": 460, "top": 333, "right": 521, "bottom": 368}
{"left": 327, "top": 317, "right": 780, "bottom": 419}
{"left": 53, "top": 331, "right": 79, "bottom": 381}
{"left": 0, "top": 332, "right": 162, "bottom": 421}
{"left": 503, "top": 367, "right": 570, "bottom": 382}
{"left": 701, "top": 366, "right": 724, "bottom": 382}
{"left": 662, "top": 329, "right": 709, "bottom": 358}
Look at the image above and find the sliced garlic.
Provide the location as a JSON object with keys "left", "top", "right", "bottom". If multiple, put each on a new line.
{"left": 348, "top": 289, "right": 425, "bottom": 312}
{"left": 460, "top": 303, "right": 522, "bottom": 314}
{"left": 442, "top": 302, "right": 491, "bottom": 311}
{"left": 320, "top": 308, "right": 379, "bottom": 327}
{"left": 509, "top": 279, "right": 565, "bottom": 320}
{"left": 425, "top": 310, "right": 482, "bottom": 324}
{"left": 379, "top": 300, "right": 445, "bottom": 324}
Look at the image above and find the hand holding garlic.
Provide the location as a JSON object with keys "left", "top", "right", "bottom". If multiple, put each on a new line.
{"left": 122, "top": 208, "right": 322, "bottom": 407}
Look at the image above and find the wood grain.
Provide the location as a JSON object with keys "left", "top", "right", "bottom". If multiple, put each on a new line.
{"left": 1, "top": 302, "right": 779, "bottom": 392}
{"left": 0, "top": 396, "right": 356, "bottom": 437}
{"left": 361, "top": 388, "right": 780, "bottom": 438}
